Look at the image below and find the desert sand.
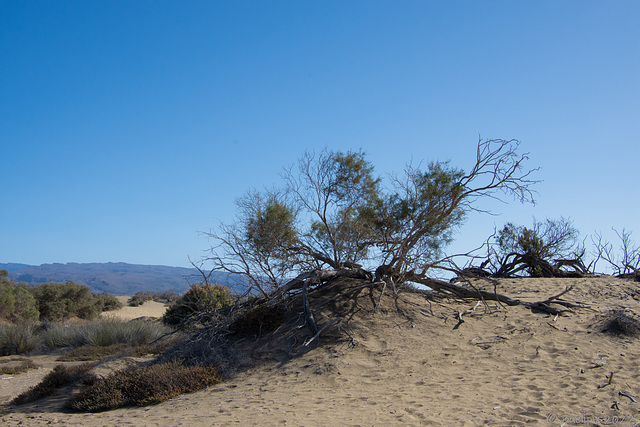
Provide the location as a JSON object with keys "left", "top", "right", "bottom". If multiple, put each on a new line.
{"left": 1, "top": 277, "right": 639, "bottom": 426}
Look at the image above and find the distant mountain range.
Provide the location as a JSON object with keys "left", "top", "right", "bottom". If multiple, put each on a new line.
{"left": 0, "top": 262, "right": 247, "bottom": 296}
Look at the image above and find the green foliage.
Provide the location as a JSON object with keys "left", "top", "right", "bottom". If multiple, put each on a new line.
{"left": 0, "top": 274, "right": 40, "bottom": 322}
{"left": 128, "top": 291, "right": 154, "bottom": 307}
{"left": 246, "top": 196, "right": 298, "bottom": 256}
{"left": 162, "top": 283, "right": 233, "bottom": 325}
{"left": 209, "top": 139, "right": 538, "bottom": 287}
{"left": 497, "top": 217, "right": 579, "bottom": 261}
{"left": 0, "top": 323, "right": 40, "bottom": 355}
{"left": 65, "top": 361, "right": 221, "bottom": 412}
{"left": 128, "top": 290, "right": 178, "bottom": 307}
{"left": 33, "top": 281, "right": 112, "bottom": 321}
{"left": 12, "top": 363, "right": 95, "bottom": 405}
{"left": 360, "top": 162, "right": 467, "bottom": 275}
{"left": 43, "top": 318, "right": 173, "bottom": 349}
{"left": 99, "top": 292, "right": 123, "bottom": 311}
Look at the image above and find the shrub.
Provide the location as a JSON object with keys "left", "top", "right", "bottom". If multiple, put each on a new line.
{"left": 128, "top": 291, "right": 154, "bottom": 307}
{"left": 66, "top": 361, "right": 221, "bottom": 412}
{"left": 163, "top": 283, "right": 233, "bottom": 326}
{"left": 57, "top": 336, "right": 182, "bottom": 362}
{"left": 0, "top": 279, "right": 39, "bottom": 322}
{"left": 601, "top": 309, "right": 640, "bottom": 338}
{"left": 0, "top": 323, "right": 40, "bottom": 355}
{"left": 99, "top": 292, "right": 123, "bottom": 311}
{"left": 33, "top": 282, "right": 106, "bottom": 321}
{"left": 11, "top": 363, "right": 95, "bottom": 405}
{"left": 230, "top": 303, "right": 286, "bottom": 337}
{"left": 0, "top": 357, "right": 39, "bottom": 375}
{"left": 43, "top": 318, "right": 174, "bottom": 349}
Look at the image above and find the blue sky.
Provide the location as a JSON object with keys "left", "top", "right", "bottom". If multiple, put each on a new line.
{"left": 1, "top": 1, "right": 639, "bottom": 269}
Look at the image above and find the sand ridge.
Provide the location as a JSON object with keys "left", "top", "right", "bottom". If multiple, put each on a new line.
{"left": 1, "top": 277, "right": 639, "bottom": 426}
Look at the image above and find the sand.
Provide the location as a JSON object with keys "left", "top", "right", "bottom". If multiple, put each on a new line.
{"left": 1, "top": 277, "right": 639, "bottom": 426}
{"left": 100, "top": 296, "right": 169, "bottom": 320}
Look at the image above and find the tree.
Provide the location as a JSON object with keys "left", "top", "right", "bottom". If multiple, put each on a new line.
{"left": 483, "top": 217, "right": 585, "bottom": 277}
{"left": 591, "top": 228, "right": 640, "bottom": 277}
{"left": 205, "top": 137, "right": 539, "bottom": 294}
{"left": 283, "top": 148, "right": 380, "bottom": 269}
{"left": 206, "top": 190, "right": 301, "bottom": 297}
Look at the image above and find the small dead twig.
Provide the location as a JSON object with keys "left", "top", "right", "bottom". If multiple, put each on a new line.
{"left": 303, "top": 317, "right": 344, "bottom": 347}
{"left": 597, "top": 371, "right": 614, "bottom": 388}
{"left": 453, "top": 301, "right": 482, "bottom": 330}
{"left": 372, "top": 280, "right": 388, "bottom": 313}
{"left": 619, "top": 391, "right": 637, "bottom": 403}
{"left": 302, "top": 280, "right": 319, "bottom": 334}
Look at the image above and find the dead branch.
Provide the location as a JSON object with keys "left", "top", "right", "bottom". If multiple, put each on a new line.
{"left": 619, "top": 391, "right": 637, "bottom": 403}
{"left": 453, "top": 301, "right": 482, "bottom": 329}
{"left": 303, "top": 317, "right": 344, "bottom": 346}
{"left": 302, "top": 279, "right": 319, "bottom": 334}
{"left": 413, "top": 277, "right": 587, "bottom": 316}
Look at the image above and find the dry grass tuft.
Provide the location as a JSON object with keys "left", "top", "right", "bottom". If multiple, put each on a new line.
{"left": 600, "top": 309, "right": 640, "bottom": 338}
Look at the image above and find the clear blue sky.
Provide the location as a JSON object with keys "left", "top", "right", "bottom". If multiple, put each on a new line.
{"left": 1, "top": 1, "right": 639, "bottom": 269}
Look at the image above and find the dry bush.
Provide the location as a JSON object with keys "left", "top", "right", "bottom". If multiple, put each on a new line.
{"left": 11, "top": 363, "right": 95, "bottom": 405}
{"left": 57, "top": 335, "right": 185, "bottom": 362}
{"left": 229, "top": 303, "right": 286, "bottom": 337}
{"left": 600, "top": 309, "right": 640, "bottom": 338}
{"left": 65, "top": 361, "right": 221, "bottom": 412}
{"left": 0, "top": 357, "right": 38, "bottom": 375}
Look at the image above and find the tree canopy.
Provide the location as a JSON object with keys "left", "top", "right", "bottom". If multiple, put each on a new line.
{"left": 205, "top": 138, "right": 539, "bottom": 295}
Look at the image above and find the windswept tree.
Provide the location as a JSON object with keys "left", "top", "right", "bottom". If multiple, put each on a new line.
{"left": 205, "top": 137, "right": 539, "bottom": 295}
{"left": 482, "top": 217, "right": 585, "bottom": 277}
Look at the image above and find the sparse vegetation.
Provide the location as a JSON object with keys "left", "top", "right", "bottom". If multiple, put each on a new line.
{"left": 43, "top": 318, "right": 174, "bottom": 350}
{"left": 11, "top": 363, "right": 96, "bottom": 405}
{"left": 65, "top": 361, "right": 221, "bottom": 412}
{"left": 600, "top": 309, "right": 640, "bottom": 338}
{"left": 0, "top": 322, "right": 40, "bottom": 355}
{"left": 128, "top": 290, "right": 178, "bottom": 307}
{"left": 0, "top": 357, "right": 39, "bottom": 375}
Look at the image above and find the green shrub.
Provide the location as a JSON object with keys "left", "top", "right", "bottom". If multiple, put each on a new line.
{"left": 66, "top": 361, "right": 221, "bottom": 412}
{"left": 0, "top": 323, "right": 40, "bottom": 355}
{"left": 11, "top": 363, "right": 95, "bottom": 405}
{"left": 99, "top": 292, "right": 123, "bottom": 311}
{"left": 163, "top": 283, "right": 233, "bottom": 325}
{"left": 0, "top": 279, "right": 40, "bottom": 322}
{"left": 33, "top": 282, "right": 106, "bottom": 321}
{"left": 128, "top": 291, "right": 153, "bottom": 307}
{"left": 43, "top": 318, "right": 173, "bottom": 349}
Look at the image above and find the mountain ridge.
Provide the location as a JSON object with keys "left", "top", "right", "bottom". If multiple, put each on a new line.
{"left": 1, "top": 262, "right": 245, "bottom": 296}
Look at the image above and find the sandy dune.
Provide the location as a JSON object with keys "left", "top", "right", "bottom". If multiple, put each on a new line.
{"left": 101, "top": 296, "right": 169, "bottom": 320}
{"left": 1, "top": 277, "right": 639, "bottom": 426}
